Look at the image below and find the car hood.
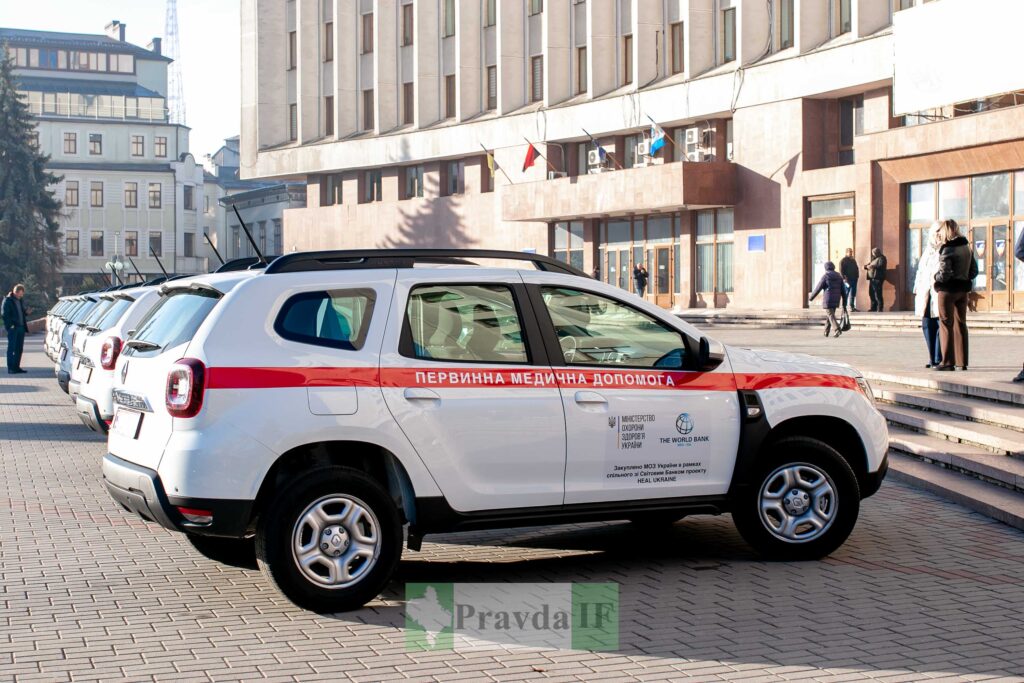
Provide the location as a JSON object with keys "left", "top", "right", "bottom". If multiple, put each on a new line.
{"left": 725, "top": 345, "right": 860, "bottom": 378}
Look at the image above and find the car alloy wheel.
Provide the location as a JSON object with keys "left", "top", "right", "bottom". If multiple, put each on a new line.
{"left": 757, "top": 463, "right": 837, "bottom": 543}
{"left": 291, "top": 494, "right": 381, "bottom": 589}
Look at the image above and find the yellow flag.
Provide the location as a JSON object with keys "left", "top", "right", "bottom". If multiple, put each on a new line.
{"left": 486, "top": 152, "right": 496, "bottom": 178}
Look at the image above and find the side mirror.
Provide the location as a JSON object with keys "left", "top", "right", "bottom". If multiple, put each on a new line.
{"left": 697, "top": 336, "right": 726, "bottom": 371}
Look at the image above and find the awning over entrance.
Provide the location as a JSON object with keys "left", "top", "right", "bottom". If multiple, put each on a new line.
{"left": 501, "top": 160, "right": 737, "bottom": 222}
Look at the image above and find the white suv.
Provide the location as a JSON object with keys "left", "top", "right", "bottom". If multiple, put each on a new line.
{"left": 102, "top": 250, "right": 889, "bottom": 613}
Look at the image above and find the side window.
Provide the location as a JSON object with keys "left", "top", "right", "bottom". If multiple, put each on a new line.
{"left": 405, "top": 284, "right": 528, "bottom": 364}
{"left": 540, "top": 287, "right": 687, "bottom": 369}
{"left": 275, "top": 289, "right": 376, "bottom": 351}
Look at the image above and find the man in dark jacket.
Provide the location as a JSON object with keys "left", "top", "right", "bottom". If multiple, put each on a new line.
{"left": 864, "top": 248, "right": 887, "bottom": 312}
{"left": 839, "top": 248, "right": 859, "bottom": 312}
{"left": 809, "top": 262, "right": 845, "bottom": 338}
{"left": 2, "top": 284, "right": 29, "bottom": 374}
{"left": 633, "top": 264, "right": 649, "bottom": 298}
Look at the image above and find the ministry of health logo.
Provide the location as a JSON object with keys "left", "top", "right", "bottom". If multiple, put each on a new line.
{"left": 675, "top": 413, "right": 694, "bottom": 435}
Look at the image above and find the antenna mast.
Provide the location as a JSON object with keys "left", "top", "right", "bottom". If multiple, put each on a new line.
{"left": 165, "top": 0, "right": 186, "bottom": 125}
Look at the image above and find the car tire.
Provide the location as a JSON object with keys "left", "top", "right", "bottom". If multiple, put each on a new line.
{"left": 255, "top": 466, "right": 403, "bottom": 613}
{"left": 186, "top": 534, "right": 257, "bottom": 569}
{"left": 732, "top": 436, "right": 860, "bottom": 561}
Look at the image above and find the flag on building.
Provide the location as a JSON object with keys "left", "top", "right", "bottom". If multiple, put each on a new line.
{"left": 486, "top": 151, "right": 496, "bottom": 177}
{"left": 522, "top": 143, "right": 539, "bottom": 172}
{"left": 649, "top": 121, "right": 667, "bottom": 156}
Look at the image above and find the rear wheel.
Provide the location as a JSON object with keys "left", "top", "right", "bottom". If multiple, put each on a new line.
{"left": 186, "top": 535, "right": 257, "bottom": 569}
{"left": 255, "top": 467, "right": 402, "bottom": 613}
{"left": 732, "top": 436, "right": 860, "bottom": 561}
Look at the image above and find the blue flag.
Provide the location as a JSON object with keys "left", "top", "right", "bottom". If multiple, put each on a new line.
{"left": 649, "top": 121, "right": 666, "bottom": 156}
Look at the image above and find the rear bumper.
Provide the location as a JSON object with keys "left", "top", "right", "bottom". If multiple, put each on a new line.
{"left": 56, "top": 370, "right": 70, "bottom": 394}
{"left": 102, "top": 453, "right": 254, "bottom": 538}
{"left": 76, "top": 395, "right": 109, "bottom": 434}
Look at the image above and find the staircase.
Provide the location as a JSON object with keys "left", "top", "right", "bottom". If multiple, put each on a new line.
{"left": 865, "top": 370, "right": 1024, "bottom": 530}
{"left": 679, "top": 310, "right": 1024, "bottom": 335}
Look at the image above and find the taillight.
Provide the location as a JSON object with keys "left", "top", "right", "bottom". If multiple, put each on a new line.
{"left": 166, "top": 358, "right": 206, "bottom": 418}
{"left": 100, "top": 337, "right": 122, "bottom": 370}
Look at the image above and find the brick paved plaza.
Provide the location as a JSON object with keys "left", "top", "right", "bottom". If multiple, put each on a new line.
{"left": 3, "top": 340, "right": 1024, "bottom": 682}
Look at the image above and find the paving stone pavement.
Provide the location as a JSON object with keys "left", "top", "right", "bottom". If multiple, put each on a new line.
{"left": 3, "top": 339, "right": 1024, "bottom": 682}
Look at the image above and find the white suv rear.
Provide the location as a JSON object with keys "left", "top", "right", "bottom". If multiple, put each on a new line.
{"left": 102, "top": 250, "right": 888, "bottom": 613}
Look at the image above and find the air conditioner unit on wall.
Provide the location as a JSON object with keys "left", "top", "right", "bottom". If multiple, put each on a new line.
{"left": 587, "top": 149, "right": 605, "bottom": 167}
{"left": 685, "top": 128, "right": 699, "bottom": 145}
{"left": 635, "top": 140, "right": 650, "bottom": 158}
{"left": 686, "top": 150, "right": 702, "bottom": 162}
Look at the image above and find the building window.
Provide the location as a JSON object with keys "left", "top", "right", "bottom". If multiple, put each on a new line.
{"left": 484, "top": 0, "right": 496, "bottom": 27}
{"left": 321, "top": 173, "right": 343, "bottom": 206}
{"left": 839, "top": 95, "right": 864, "bottom": 166}
{"left": 63, "top": 132, "right": 77, "bottom": 155}
{"left": 835, "top": 0, "right": 852, "bottom": 35}
{"left": 230, "top": 226, "right": 240, "bottom": 257}
{"left": 273, "top": 219, "right": 282, "bottom": 255}
{"left": 622, "top": 35, "right": 633, "bottom": 85}
{"left": 65, "top": 181, "right": 78, "bottom": 207}
{"left": 324, "top": 22, "right": 334, "bottom": 61}
{"left": 445, "top": 75, "right": 456, "bottom": 119}
{"left": 576, "top": 47, "right": 587, "bottom": 94}
{"left": 205, "top": 196, "right": 210, "bottom": 213}
{"left": 529, "top": 0, "right": 543, "bottom": 15}
{"left": 155, "top": 136, "right": 167, "bottom": 157}
{"left": 183, "top": 232, "right": 195, "bottom": 258}
{"left": 481, "top": 153, "right": 494, "bottom": 193}
{"left": 403, "top": 82, "right": 415, "bottom": 124}
{"left": 325, "top": 96, "right": 334, "bottom": 136}
{"left": 404, "top": 165, "right": 424, "bottom": 199}
{"left": 131, "top": 134, "right": 144, "bottom": 157}
{"left": 184, "top": 185, "right": 195, "bottom": 211}
{"left": 90, "top": 181, "right": 103, "bottom": 207}
{"left": 288, "top": 31, "right": 297, "bottom": 69}
{"left": 552, "top": 222, "right": 584, "bottom": 271}
{"left": 124, "top": 182, "right": 138, "bottom": 208}
{"left": 779, "top": 0, "right": 794, "bottom": 50}
{"left": 722, "top": 7, "right": 736, "bottom": 63}
{"left": 402, "top": 4, "right": 414, "bottom": 46}
{"left": 149, "top": 232, "right": 162, "bottom": 257}
{"left": 443, "top": 160, "right": 464, "bottom": 196}
{"left": 486, "top": 66, "right": 497, "bottom": 110}
{"left": 531, "top": 56, "right": 543, "bottom": 103}
{"left": 91, "top": 230, "right": 104, "bottom": 257}
{"left": 443, "top": 0, "right": 455, "bottom": 37}
{"left": 65, "top": 230, "right": 79, "bottom": 256}
{"left": 898, "top": 0, "right": 915, "bottom": 9}
{"left": 28, "top": 130, "right": 39, "bottom": 148}
{"left": 623, "top": 134, "right": 640, "bottom": 169}
{"left": 362, "top": 13, "right": 374, "bottom": 53}
{"left": 259, "top": 222, "right": 267, "bottom": 253}
{"left": 148, "top": 182, "right": 161, "bottom": 209}
{"left": 125, "top": 230, "right": 138, "bottom": 257}
{"left": 670, "top": 23, "right": 684, "bottom": 74}
{"left": 89, "top": 133, "right": 102, "bottom": 155}
{"left": 695, "top": 208, "right": 734, "bottom": 293}
{"left": 363, "top": 90, "right": 374, "bottom": 130}
{"left": 289, "top": 103, "right": 298, "bottom": 141}
{"left": 363, "top": 170, "right": 382, "bottom": 203}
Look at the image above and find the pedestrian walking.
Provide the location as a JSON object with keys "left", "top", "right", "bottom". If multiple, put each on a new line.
{"left": 864, "top": 247, "right": 887, "bottom": 312}
{"left": 1014, "top": 226, "right": 1024, "bottom": 382}
{"left": 933, "top": 219, "right": 978, "bottom": 371}
{"left": 809, "top": 261, "right": 845, "bottom": 338}
{"left": 839, "top": 248, "right": 860, "bottom": 312}
{"left": 2, "top": 283, "right": 29, "bottom": 374}
{"left": 913, "top": 223, "right": 943, "bottom": 368}
{"left": 633, "top": 263, "right": 649, "bottom": 298}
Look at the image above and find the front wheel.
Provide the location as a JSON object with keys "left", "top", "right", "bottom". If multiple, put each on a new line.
{"left": 255, "top": 467, "right": 403, "bottom": 612}
{"left": 732, "top": 437, "right": 860, "bottom": 561}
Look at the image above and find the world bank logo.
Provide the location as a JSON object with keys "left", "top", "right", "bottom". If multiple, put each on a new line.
{"left": 675, "top": 413, "right": 694, "bottom": 435}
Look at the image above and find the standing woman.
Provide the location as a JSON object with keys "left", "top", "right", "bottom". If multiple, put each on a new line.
{"left": 913, "top": 223, "right": 943, "bottom": 368}
{"left": 933, "top": 219, "right": 978, "bottom": 371}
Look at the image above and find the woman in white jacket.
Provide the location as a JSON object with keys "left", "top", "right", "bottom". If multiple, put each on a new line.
{"left": 913, "top": 222, "right": 943, "bottom": 368}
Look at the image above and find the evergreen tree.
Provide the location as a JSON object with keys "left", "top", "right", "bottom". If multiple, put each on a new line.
{"left": 0, "top": 49, "right": 64, "bottom": 309}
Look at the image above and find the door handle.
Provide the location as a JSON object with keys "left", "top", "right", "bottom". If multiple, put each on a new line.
{"left": 404, "top": 387, "right": 440, "bottom": 401}
{"left": 574, "top": 391, "right": 608, "bottom": 405}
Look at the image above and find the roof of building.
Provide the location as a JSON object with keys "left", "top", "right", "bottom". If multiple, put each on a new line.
{"left": 47, "top": 162, "right": 174, "bottom": 173}
{"left": 218, "top": 182, "right": 306, "bottom": 206}
{"left": 14, "top": 75, "right": 163, "bottom": 98}
{"left": 0, "top": 27, "right": 172, "bottom": 62}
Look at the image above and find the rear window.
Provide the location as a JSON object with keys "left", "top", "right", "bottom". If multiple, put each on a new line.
{"left": 274, "top": 289, "right": 376, "bottom": 351}
{"left": 81, "top": 299, "right": 115, "bottom": 327}
{"left": 93, "top": 297, "right": 134, "bottom": 330}
{"left": 70, "top": 301, "right": 100, "bottom": 323}
{"left": 127, "top": 289, "right": 220, "bottom": 354}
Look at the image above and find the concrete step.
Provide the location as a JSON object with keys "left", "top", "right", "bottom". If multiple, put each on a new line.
{"left": 879, "top": 404, "right": 1024, "bottom": 456}
{"left": 874, "top": 382, "right": 1024, "bottom": 433}
{"left": 887, "top": 426, "right": 1024, "bottom": 493}
{"left": 888, "top": 452, "right": 1024, "bottom": 532}
{"left": 863, "top": 370, "right": 1024, "bottom": 408}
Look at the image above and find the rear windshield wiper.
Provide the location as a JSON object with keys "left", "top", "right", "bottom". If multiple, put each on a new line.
{"left": 125, "top": 339, "right": 162, "bottom": 352}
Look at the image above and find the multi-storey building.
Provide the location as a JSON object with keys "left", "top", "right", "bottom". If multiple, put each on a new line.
{"left": 241, "top": 0, "right": 1024, "bottom": 312}
{"left": 2, "top": 22, "right": 207, "bottom": 289}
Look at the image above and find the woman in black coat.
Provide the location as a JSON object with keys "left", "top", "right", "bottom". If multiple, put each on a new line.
{"left": 809, "top": 261, "right": 845, "bottom": 338}
{"left": 933, "top": 219, "right": 978, "bottom": 371}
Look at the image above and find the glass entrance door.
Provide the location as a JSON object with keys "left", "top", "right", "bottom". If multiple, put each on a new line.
{"left": 1014, "top": 222, "right": 1024, "bottom": 312}
{"left": 654, "top": 246, "right": 673, "bottom": 308}
{"left": 809, "top": 219, "right": 854, "bottom": 298}
{"left": 970, "top": 222, "right": 1011, "bottom": 312}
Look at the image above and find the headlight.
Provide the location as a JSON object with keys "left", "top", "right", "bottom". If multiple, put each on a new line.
{"left": 855, "top": 376, "right": 875, "bottom": 405}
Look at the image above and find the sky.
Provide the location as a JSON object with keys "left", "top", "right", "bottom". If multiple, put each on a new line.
{"left": 0, "top": 0, "right": 241, "bottom": 165}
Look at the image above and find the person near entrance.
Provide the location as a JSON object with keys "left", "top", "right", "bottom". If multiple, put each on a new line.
{"left": 864, "top": 248, "right": 887, "bottom": 312}
{"left": 2, "top": 283, "right": 29, "bottom": 374}
{"left": 933, "top": 219, "right": 978, "bottom": 371}
{"left": 839, "top": 248, "right": 860, "bottom": 312}
{"left": 809, "top": 261, "right": 845, "bottom": 338}
{"left": 913, "top": 223, "right": 943, "bottom": 368}
{"left": 633, "top": 263, "right": 649, "bottom": 298}
{"left": 1014, "top": 227, "right": 1024, "bottom": 382}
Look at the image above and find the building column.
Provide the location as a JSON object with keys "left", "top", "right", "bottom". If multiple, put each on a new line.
{"left": 544, "top": 0, "right": 570, "bottom": 106}
{"left": 497, "top": 0, "right": 525, "bottom": 114}
{"left": 296, "top": 0, "right": 320, "bottom": 143}
{"left": 587, "top": 0, "right": 615, "bottom": 97}
{"left": 685, "top": 0, "right": 713, "bottom": 78}
{"left": 456, "top": 0, "right": 482, "bottom": 120}
{"left": 632, "top": 0, "right": 662, "bottom": 85}
{"left": 375, "top": 0, "right": 399, "bottom": 134}
{"left": 335, "top": 0, "right": 358, "bottom": 137}
{"left": 414, "top": 0, "right": 440, "bottom": 126}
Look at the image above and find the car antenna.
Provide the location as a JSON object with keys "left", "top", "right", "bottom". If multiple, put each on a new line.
{"left": 98, "top": 269, "right": 112, "bottom": 287}
{"left": 232, "top": 204, "right": 267, "bottom": 265}
{"left": 203, "top": 231, "right": 225, "bottom": 266}
{"left": 127, "top": 255, "right": 145, "bottom": 281}
{"left": 149, "top": 245, "right": 169, "bottom": 277}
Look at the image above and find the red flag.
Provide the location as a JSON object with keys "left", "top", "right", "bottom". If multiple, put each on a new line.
{"left": 522, "top": 143, "right": 538, "bottom": 172}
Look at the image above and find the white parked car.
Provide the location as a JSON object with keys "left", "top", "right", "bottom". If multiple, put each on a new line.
{"left": 55, "top": 295, "right": 104, "bottom": 394}
{"left": 102, "top": 250, "right": 889, "bottom": 613}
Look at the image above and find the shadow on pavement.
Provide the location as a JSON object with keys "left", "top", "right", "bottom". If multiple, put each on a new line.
{"left": 2, "top": 421, "right": 106, "bottom": 442}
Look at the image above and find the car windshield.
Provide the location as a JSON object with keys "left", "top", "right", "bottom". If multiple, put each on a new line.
{"left": 128, "top": 289, "right": 221, "bottom": 353}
